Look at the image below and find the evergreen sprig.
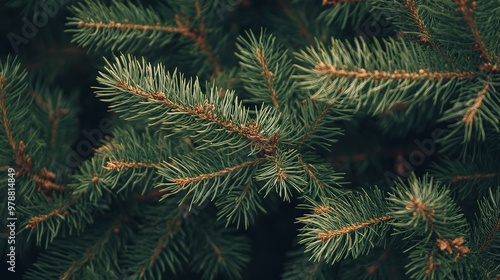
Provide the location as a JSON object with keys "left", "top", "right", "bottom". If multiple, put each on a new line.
{"left": 158, "top": 150, "right": 263, "bottom": 206}
{"left": 388, "top": 174, "right": 469, "bottom": 243}
{"left": 96, "top": 54, "right": 280, "bottom": 155}
{"left": 295, "top": 37, "right": 474, "bottom": 115}
{"left": 299, "top": 188, "right": 392, "bottom": 264}
{"left": 236, "top": 29, "right": 295, "bottom": 108}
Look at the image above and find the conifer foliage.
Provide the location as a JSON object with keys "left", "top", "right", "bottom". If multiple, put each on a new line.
{"left": 1, "top": 0, "right": 499, "bottom": 279}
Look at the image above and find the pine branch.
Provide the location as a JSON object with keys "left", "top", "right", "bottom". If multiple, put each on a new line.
{"left": 299, "top": 188, "right": 391, "bottom": 263}
{"left": 31, "top": 168, "right": 65, "bottom": 193}
{"left": 477, "top": 217, "right": 500, "bottom": 253}
{"left": 188, "top": 219, "right": 251, "bottom": 280}
{"left": 255, "top": 148, "right": 306, "bottom": 201}
{"left": 407, "top": 238, "right": 480, "bottom": 279}
{"left": 281, "top": 99, "right": 344, "bottom": 151}
{"left": 20, "top": 194, "right": 86, "bottom": 247}
{"left": 2, "top": 1, "right": 497, "bottom": 278}
{"left": 71, "top": 127, "right": 193, "bottom": 203}
{"left": 472, "top": 188, "right": 500, "bottom": 257}
{"left": 388, "top": 174, "right": 469, "bottom": 242}
{"left": 124, "top": 203, "right": 189, "bottom": 278}
{"left": 439, "top": 73, "right": 499, "bottom": 146}
{"left": 139, "top": 212, "right": 183, "bottom": 277}
{"left": 97, "top": 55, "right": 281, "bottom": 155}
{"left": 0, "top": 74, "right": 31, "bottom": 175}
{"left": 454, "top": 0, "right": 492, "bottom": 61}
{"left": 216, "top": 182, "right": 267, "bottom": 229}
{"left": 295, "top": 37, "right": 476, "bottom": 115}
{"left": 424, "top": 248, "right": 437, "bottom": 277}
{"left": 25, "top": 208, "right": 67, "bottom": 230}
{"left": 297, "top": 153, "right": 345, "bottom": 199}
{"left": 298, "top": 154, "right": 325, "bottom": 188}
{"left": 318, "top": 0, "right": 373, "bottom": 30}
{"left": 404, "top": 0, "right": 431, "bottom": 44}
{"left": 158, "top": 151, "right": 264, "bottom": 206}
{"left": 236, "top": 30, "right": 295, "bottom": 108}
{"left": 69, "top": 0, "right": 221, "bottom": 76}
{"left": 462, "top": 73, "right": 491, "bottom": 125}
{"left": 59, "top": 225, "right": 116, "bottom": 280}
{"left": 430, "top": 148, "right": 500, "bottom": 199}
{"left": 76, "top": 21, "right": 183, "bottom": 34}
{"left": 1, "top": 58, "right": 63, "bottom": 194}
{"left": 25, "top": 217, "right": 128, "bottom": 280}
{"left": 296, "top": 102, "right": 335, "bottom": 148}
{"left": 256, "top": 48, "right": 279, "bottom": 107}
{"left": 75, "top": 157, "right": 152, "bottom": 200}
{"left": 192, "top": 0, "right": 221, "bottom": 76}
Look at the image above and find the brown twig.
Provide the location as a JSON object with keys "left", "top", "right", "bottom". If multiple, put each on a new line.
{"left": 405, "top": 0, "right": 431, "bottom": 44}
{"left": 454, "top": 0, "right": 491, "bottom": 61}
{"left": 315, "top": 63, "right": 475, "bottom": 80}
{"left": 450, "top": 172, "right": 498, "bottom": 183}
{"left": 25, "top": 209, "right": 67, "bottom": 229}
{"left": 173, "top": 158, "right": 264, "bottom": 186}
{"left": 317, "top": 215, "right": 393, "bottom": 241}
{"left": 296, "top": 102, "right": 334, "bottom": 148}
{"left": 313, "top": 205, "right": 334, "bottom": 215}
{"left": 462, "top": 74, "right": 491, "bottom": 125}
{"left": 256, "top": 48, "right": 279, "bottom": 108}
{"left": 477, "top": 217, "right": 500, "bottom": 253}
{"left": 103, "top": 160, "right": 159, "bottom": 171}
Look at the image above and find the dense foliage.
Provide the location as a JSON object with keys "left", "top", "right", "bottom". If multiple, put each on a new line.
{"left": 1, "top": 0, "right": 499, "bottom": 279}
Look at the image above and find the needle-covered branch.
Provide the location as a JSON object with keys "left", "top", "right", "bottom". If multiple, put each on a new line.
{"left": 236, "top": 30, "right": 295, "bottom": 108}
{"left": 298, "top": 188, "right": 392, "bottom": 264}
{"left": 158, "top": 151, "right": 264, "bottom": 206}
{"left": 96, "top": 55, "right": 281, "bottom": 155}
{"left": 295, "top": 37, "right": 475, "bottom": 115}
{"left": 388, "top": 174, "right": 469, "bottom": 243}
